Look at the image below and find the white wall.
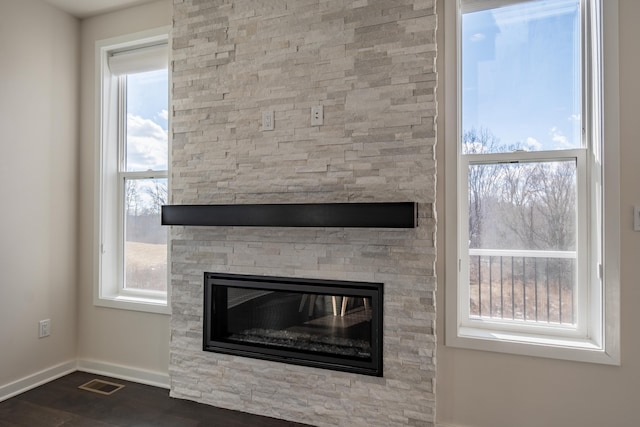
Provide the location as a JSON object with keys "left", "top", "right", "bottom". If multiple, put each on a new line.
{"left": 0, "top": 0, "right": 79, "bottom": 388}
{"left": 77, "top": 0, "right": 172, "bottom": 382}
{"left": 435, "top": 1, "right": 640, "bottom": 426}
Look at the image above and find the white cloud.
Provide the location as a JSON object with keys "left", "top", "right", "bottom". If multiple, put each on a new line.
{"left": 568, "top": 114, "right": 581, "bottom": 122}
{"left": 549, "top": 127, "right": 574, "bottom": 149}
{"left": 158, "top": 109, "right": 168, "bottom": 121}
{"left": 126, "top": 114, "right": 168, "bottom": 171}
{"left": 524, "top": 137, "right": 542, "bottom": 151}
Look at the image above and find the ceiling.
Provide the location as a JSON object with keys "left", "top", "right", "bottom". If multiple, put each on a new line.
{"left": 41, "top": 0, "right": 156, "bottom": 18}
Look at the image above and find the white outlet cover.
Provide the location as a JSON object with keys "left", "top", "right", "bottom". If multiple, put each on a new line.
{"left": 39, "top": 319, "right": 51, "bottom": 338}
{"left": 311, "top": 105, "right": 323, "bottom": 126}
{"left": 634, "top": 205, "right": 640, "bottom": 231}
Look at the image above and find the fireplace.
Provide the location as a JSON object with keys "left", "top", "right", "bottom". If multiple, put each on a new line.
{"left": 203, "top": 272, "right": 383, "bottom": 376}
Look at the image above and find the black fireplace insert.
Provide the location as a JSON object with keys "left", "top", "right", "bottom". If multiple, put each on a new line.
{"left": 203, "top": 272, "right": 383, "bottom": 376}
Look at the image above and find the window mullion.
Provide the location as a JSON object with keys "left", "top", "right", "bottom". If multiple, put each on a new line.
{"left": 117, "top": 75, "right": 127, "bottom": 174}
{"left": 117, "top": 75, "right": 127, "bottom": 295}
{"left": 575, "top": 148, "right": 590, "bottom": 337}
{"left": 122, "top": 170, "right": 168, "bottom": 180}
{"left": 459, "top": 154, "right": 471, "bottom": 326}
{"left": 462, "top": 0, "right": 539, "bottom": 14}
{"left": 464, "top": 149, "right": 585, "bottom": 165}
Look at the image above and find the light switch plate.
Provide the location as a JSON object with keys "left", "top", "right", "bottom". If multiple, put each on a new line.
{"left": 262, "top": 111, "right": 274, "bottom": 131}
{"left": 634, "top": 205, "right": 640, "bottom": 231}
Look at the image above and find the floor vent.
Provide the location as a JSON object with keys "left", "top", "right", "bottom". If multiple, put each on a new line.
{"left": 78, "top": 379, "right": 125, "bottom": 395}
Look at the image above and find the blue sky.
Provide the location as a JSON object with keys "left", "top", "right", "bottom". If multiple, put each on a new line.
{"left": 126, "top": 69, "right": 168, "bottom": 172}
{"left": 462, "top": 0, "right": 581, "bottom": 151}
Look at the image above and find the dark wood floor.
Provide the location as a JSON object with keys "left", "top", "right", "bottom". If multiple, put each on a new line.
{"left": 0, "top": 371, "right": 312, "bottom": 427}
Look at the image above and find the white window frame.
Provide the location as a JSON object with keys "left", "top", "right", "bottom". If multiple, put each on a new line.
{"left": 444, "top": 0, "right": 620, "bottom": 364}
{"left": 94, "top": 27, "right": 172, "bottom": 314}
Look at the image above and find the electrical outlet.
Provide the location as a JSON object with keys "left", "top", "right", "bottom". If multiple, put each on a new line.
{"left": 262, "top": 111, "right": 274, "bottom": 131}
{"left": 39, "top": 319, "right": 50, "bottom": 338}
{"left": 311, "top": 105, "right": 323, "bottom": 126}
{"left": 634, "top": 205, "right": 640, "bottom": 231}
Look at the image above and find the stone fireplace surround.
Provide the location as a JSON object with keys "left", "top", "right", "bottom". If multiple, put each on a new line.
{"left": 169, "top": 1, "right": 437, "bottom": 426}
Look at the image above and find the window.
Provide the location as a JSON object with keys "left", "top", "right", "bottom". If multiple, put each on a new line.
{"left": 95, "top": 28, "right": 171, "bottom": 314}
{"left": 444, "top": 0, "right": 619, "bottom": 363}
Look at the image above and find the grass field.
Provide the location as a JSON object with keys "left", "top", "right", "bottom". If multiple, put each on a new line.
{"left": 125, "top": 241, "right": 167, "bottom": 291}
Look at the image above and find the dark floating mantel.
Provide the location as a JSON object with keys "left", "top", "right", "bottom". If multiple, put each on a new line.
{"left": 161, "top": 202, "right": 417, "bottom": 228}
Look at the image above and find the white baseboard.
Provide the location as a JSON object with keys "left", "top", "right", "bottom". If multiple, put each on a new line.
{"left": 0, "top": 359, "right": 169, "bottom": 403}
{"left": 77, "top": 359, "right": 169, "bottom": 389}
{"left": 0, "top": 360, "right": 77, "bottom": 403}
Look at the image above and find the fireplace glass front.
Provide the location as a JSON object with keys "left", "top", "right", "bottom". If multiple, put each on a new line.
{"left": 204, "top": 273, "right": 383, "bottom": 376}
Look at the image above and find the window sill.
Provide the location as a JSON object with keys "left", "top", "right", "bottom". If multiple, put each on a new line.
{"left": 447, "top": 326, "right": 619, "bottom": 366}
{"left": 95, "top": 294, "right": 170, "bottom": 315}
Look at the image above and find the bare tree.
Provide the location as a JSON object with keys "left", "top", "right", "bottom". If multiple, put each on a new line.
{"left": 464, "top": 128, "right": 576, "bottom": 252}
{"left": 125, "top": 180, "right": 141, "bottom": 216}
{"left": 143, "top": 180, "right": 168, "bottom": 214}
{"left": 464, "top": 128, "right": 503, "bottom": 248}
{"left": 532, "top": 161, "right": 576, "bottom": 251}
{"left": 500, "top": 162, "right": 543, "bottom": 249}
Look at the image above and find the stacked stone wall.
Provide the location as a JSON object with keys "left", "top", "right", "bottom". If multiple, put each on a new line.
{"left": 170, "top": 1, "right": 437, "bottom": 425}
